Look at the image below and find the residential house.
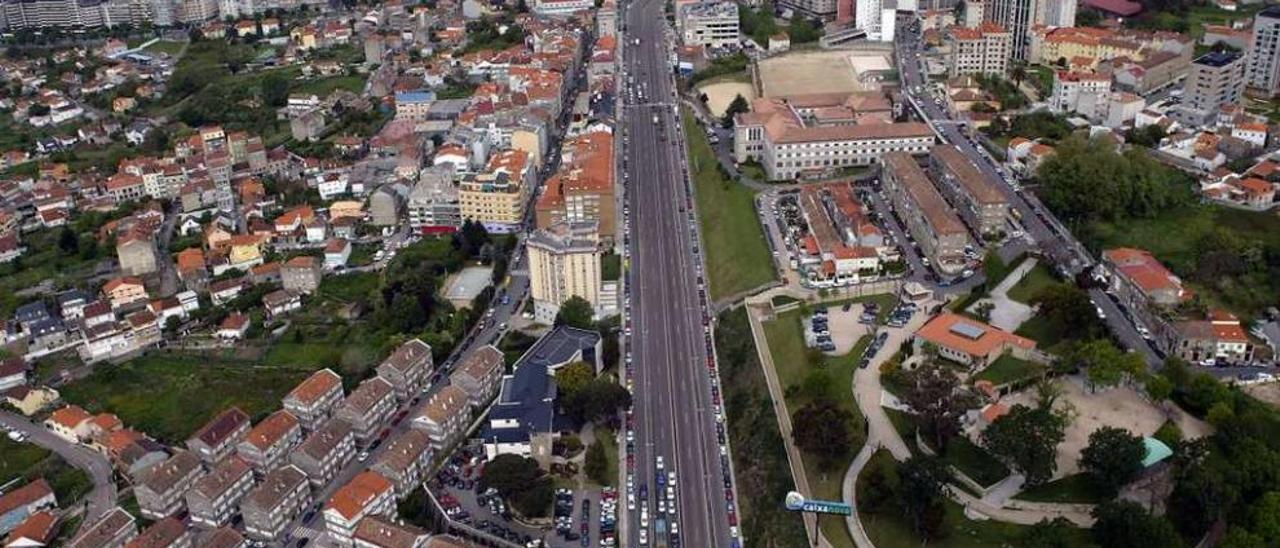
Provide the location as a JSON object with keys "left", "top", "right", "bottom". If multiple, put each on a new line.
{"left": 283, "top": 368, "right": 345, "bottom": 431}
{"left": 236, "top": 410, "right": 303, "bottom": 475}
{"left": 370, "top": 429, "right": 432, "bottom": 499}
{"left": 281, "top": 256, "right": 322, "bottom": 294}
{"left": 185, "top": 456, "right": 255, "bottom": 529}
{"left": 186, "top": 407, "right": 251, "bottom": 464}
{"left": 375, "top": 339, "right": 433, "bottom": 402}
{"left": 241, "top": 465, "right": 312, "bottom": 543}
{"left": 117, "top": 234, "right": 159, "bottom": 276}
{"left": 103, "top": 276, "right": 148, "bottom": 310}
{"left": 1102, "top": 247, "right": 1190, "bottom": 307}
{"left": 324, "top": 239, "right": 352, "bottom": 269}
{"left": 44, "top": 405, "right": 92, "bottom": 442}
{"left": 67, "top": 508, "right": 137, "bottom": 548}
{"left": 0, "top": 357, "right": 28, "bottom": 392}
{"left": 335, "top": 377, "right": 396, "bottom": 447}
{"left": 262, "top": 290, "right": 302, "bottom": 318}
{"left": 448, "top": 345, "right": 504, "bottom": 409}
{"left": 5, "top": 510, "right": 59, "bottom": 547}
{"left": 289, "top": 418, "right": 357, "bottom": 486}
{"left": 135, "top": 451, "right": 205, "bottom": 520}
{"left": 217, "top": 314, "right": 251, "bottom": 340}
{"left": 1176, "top": 310, "right": 1252, "bottom": 364}
{"left": 323, "top": 472, "right": 395, "bottom": 547}
{"left": 0, "top": 480, "right": 55, "bottom": 536}
{"left": 195, "top": 527, "right": 247, "bottom": 548}
{"left": 351, "top": 516, "right": 430, "bottom": 548}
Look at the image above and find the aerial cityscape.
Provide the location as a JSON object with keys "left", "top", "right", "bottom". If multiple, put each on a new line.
{"left": 1, "top": 0, "right": 1280, "bottom": 546}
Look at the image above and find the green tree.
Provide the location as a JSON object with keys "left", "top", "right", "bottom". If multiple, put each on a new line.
{"left": 1078, "top": 340, "right": 1145, "bottom": 391}
{"left": 982, "top": 404, "right": 1066, "bottom": 485}
{"left": 791, "top": 398, "right": 855, "bottom": 470}
{"left": 1032, "top": 284, "right": 1104, "bottom": 344}
{"left": 1219, "top": 528, "right": 1267, "bottom": 548}
{"left": 1021, "top": 518, "right": 1078, "bottom": 548}
{"left": 721, "top": 94, "right": 750, "bottom": 127}
{"left": 554, "top": 361, "right": 595, "bottom": 397}
{"left": 585, "top": 439, "right": 609, "bottom": 485}
{"left": 1090, "top": 501, "right": 1184, "bottom": 548}
{"left": 481, "top": 454, "right": 554, "bottom": 518}
{"left": 901, "top": 362, "right": 977, "bottom": 451}
{"left": 1248, "top": 491, "right": 1280, "bottom": 544}
{"left": 555, "top": 296, "right": 595, "bottom": 330}
{"left": 1079, "top": 426, "right": 1145, "bottom": 496}
{"left": 57, "top": 227, "right": 79, "bottom": 254}
{"left": 897, "top": 456, "right": 951, "bottom": 539}
{"left": 562, "top": 378, "right": 631, "bottom": 424}
{"left": 858, "top": 454, "right": 899, "bottom": 513}
{"left": 1145, "top": 374, "right": 1173, "bottom": 404}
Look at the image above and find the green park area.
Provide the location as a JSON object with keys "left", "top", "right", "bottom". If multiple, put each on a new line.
{"left": 1014, "top": 473, "right": 1108, "bottom": 505}
{"left": 972, "top": 354, "right": 1045, "bottom": 387}
{"left": 763, "top": 307, "right": 872, "bottom": 548}
{"left": 682, "top": 107, "right": 776, "bottom": 301}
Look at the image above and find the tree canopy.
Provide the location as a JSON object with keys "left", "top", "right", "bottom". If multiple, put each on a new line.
{"left": 982, "top": 404, "right": 1066, "bottom": 485}
{"left": 1079, "top": 426, "right": 1145, "bottom": 496}
{"left": 480, "top": 454, "right": 554, "bottom": 518}
{"left": 555, "top": 296, "right": 595, "bottom": 330}
{"left": 900, "top": 362, "right": 977, "bottom": 451}
{"left": 1035, "top": 135, "right": 1193, "bottom": 223}
{"left": 1090, "top": 500, "right": 1184, "bottom": 548}
{"left": 791, "top": 398, "right": 856, "bottom": 470}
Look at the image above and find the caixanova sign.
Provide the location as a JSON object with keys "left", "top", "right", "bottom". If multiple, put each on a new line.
{"left": 784, "top": 491, "right": 853, "bottom": 516}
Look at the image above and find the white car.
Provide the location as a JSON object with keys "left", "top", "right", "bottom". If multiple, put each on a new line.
{"left": 628, "top": 494, "right": 636, "bottom": 510}
{"left": 639, "top": 529, "right": 648, "bottom": 545}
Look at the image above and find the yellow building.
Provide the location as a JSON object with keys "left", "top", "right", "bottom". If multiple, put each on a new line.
{"left": 329, "top": 200, "right": 365, "bottom": 220}
{"left": 458, "top": 150, "right": 532, "bottom": 233}
{"left": 526, "top": 221, "right": 602, "bottom": 324}
{"left": 228, "top": 234, "right": 266, "bottom": 269}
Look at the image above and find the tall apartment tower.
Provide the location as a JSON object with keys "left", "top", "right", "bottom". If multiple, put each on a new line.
{"left": 778, "top": 0, "right": 837, "bottom": 21}
{"left": 1247, "top": 6, "right": 1280, "bottom": 96}
{"left": 985, "top": 0, "right": 1073, "bottom": 62}
{"left": 856, "top": 0, "right": 896, "bottom": 42}
{"left": 526, "top": 221, "right": 603, "bottom": 325}
{"left": 1185, "top": 51, "right": 1246, "bottom": 115}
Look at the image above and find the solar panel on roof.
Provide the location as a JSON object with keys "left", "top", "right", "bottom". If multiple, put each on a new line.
{"left": 949, "top": 322, "right": 986, "bottom": 340}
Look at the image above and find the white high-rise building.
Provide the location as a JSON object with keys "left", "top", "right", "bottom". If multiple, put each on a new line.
{"left": 984, "top": 0, "right": 1072, "bottom": 62}
{"left": 856, "top": 0, "right": 896, "bottom": 41}
{"left": 1247, "top": 6, "right": 1280, "bottom": 97}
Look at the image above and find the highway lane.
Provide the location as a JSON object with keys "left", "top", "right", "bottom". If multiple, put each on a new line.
{"left": 619, "top": 0, "right": 736, "bottom": 545}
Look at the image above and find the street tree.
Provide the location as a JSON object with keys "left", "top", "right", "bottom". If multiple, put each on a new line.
{"left": 555, "top": 296, "right": 595, "bottom": 330}
{"left": 1079, "top": 426, "right": 1145, "bottom": 496}
{"left": 584, "top": 439, "right": 609, "bottom": 485}
{"left": 481, "top": 454, "right": 554, "bottom": 518}
{"left": 982, "top": 404, "right": 1066, "bottom": 486}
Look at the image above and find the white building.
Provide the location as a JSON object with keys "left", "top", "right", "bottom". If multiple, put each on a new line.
{"left": 677, "top": 1, "right": 739, "bottom": 50}
{"left": 1049, "top": 70, "right": 1112, "bottom": 114}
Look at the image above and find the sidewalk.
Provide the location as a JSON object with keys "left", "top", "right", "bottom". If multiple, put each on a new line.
{"left": 744, "top": 302, "right": 831, "bottom": 548}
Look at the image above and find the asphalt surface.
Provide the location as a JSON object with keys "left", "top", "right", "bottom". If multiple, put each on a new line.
{"left": 0, "top": 411, "right": 117, "bottom": 525}
{"left": 618, "top": 0, "right": 736, "bottom": 546}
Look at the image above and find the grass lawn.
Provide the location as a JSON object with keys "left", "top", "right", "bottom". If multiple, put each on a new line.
{"left": 1084, "top": 204, "right": 1280, "bottom": 319}
{"left": 682, "top": 107, "right": 776, "bottom": 301}
{"left": 738, "top": 161, "right": 768, "bottom": 182}
{"left": 972, "top": 354, "right": 1045, "bottom": 386}
{"left": 294, "top": 75, "right": 366, "bottom": 96}
{"left": 317, "top": 271, "right": 380, "bottom": 302}
{"left": 1014, "top": 313, "right": 1064, "bottom": 351}
{"left": 0, "top": 437, "right": 51, "bottom": 485}
{"left": 1005, "top": 263, "right": 1058, "bottom": 304}
{"left": 771, "top": 295, "right": 800, "bottom": 307}
{"left": 884, "top": 407, "right": 917, "bottom": 450}
{"left": 59, "top": 353, "right": 314, "bottom": 444}
{"left": 941, "top": 437, "right": 1009, "bottom": 488}
{"left": 601, "top": 253, "right": 621, "bottom": 282}
{"left": 763, "top": 309, "right": 869, "bottom": 548}
{"left": 859, "top": 450, "right": 1095, "bottom": 548}
{"left": 1014, "top": 474, "right": 1108, "bottom": 504}
{"left": 142, "top": 40, "right": 185, "bottom": 56}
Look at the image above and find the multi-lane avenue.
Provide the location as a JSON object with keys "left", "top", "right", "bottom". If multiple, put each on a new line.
{"left": 618, "top": 0, "right": 738, "bottom": 545}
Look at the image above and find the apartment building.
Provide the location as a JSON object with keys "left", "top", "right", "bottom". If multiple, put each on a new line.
{"left": 135, "top": 451, "right": 205, "bottom": 520}
{"left": 68, "top": 507, "right": 137, "bottom": 548}
{"left": 185, "top": 456, "right": 254, "bottom": 529}
{"left": 1049, "top": 71, "right": 1112, "bottom": 114}
{"left": 236, "top": 410, "right": 303, "bottom": 475}
{"left": 535, "top": 130, "right": 616, "bottom": 245}
{"left": 352, "top": 516, "right": 431, "bottom": 548}
{"left": 777, "top": 0, "right": 835, "bottom": 20}
{"left": 527, "top": 221, "right": 603, "bottom": 325}
{"left": 927, "top": 145, "right": 1008, "bottom": 236}
{"left": 281, "top": 256, "right": 322, "bottom": 294}
{"left": 412, "top": 385, "right": 470, "bottom": 452}
{"left": 733, "top": 94, "right": 934, "bottom": 181}
{"left": 946, "top": 23, "right": 1011, "bottom": 77}
{"left": 677, "top": 1, "right": 739, "bottom": 49}
{"left": 458, "top": 150, "right": 534, "bottom": 234}
{"left": 983, "top": 0, "right": 1074, "bottom": 61}
{"left": 370, "top": 429, "right": 433, "bottom": 499}
{"left": 1248, "top": 6, "right": 1280, "bottom": 96}
{"left": 449, "top": 344, "right": 505, "bottom": 409}
{"left": 186, "top": 408, "right": 251, "bottom": 465}
{"left": 241, "top": 465, "right": 312, "bottom": 543}
{"left": 881, "top": 152, "right": 970, "bottom": 276}
{"left": 290, "top": 417, "right": 357, "bottom": 486}
{"left": 0, "top": 0, "right": 148, "bottom": 31}
{"left": 283, "top": 368, "right": 345, "bottom": 432}
{"left": 196, "top": 527, "right": 247, "bottom": 548}
{"left": 335, "top": 377, "right": 396, "bottom": 447}
{"left": 130, "top": 517, "right": 192, "bottom": 548}
{"left": 407, "top": 169, "right": 461, "bottom": 234}
{"left": 376, "top": 339, "right": 433, "bottom": 402}
{"left": 1177, "top": 51, "right": 1246, "bottom": 126}
{"left": 324, "top": 471, "right": 395, "bottom": 547}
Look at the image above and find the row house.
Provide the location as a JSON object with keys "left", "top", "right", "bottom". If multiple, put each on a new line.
{"left": 370, "top": 429, "right": 433, "bottom": 499}
{"left": 196, "top": 527, "right": 246, "bottom": 548}
{"left": 449, "top": 345, "right": 504, "bottom": 409}
{"left": 323, "top": 471, "right": 395, "bottom": 547}
{"left": 241, "top": 465, "right": 312, "bottom": 543}
{"left": 284, "top": 368, "right": 345, "bottom": 431}
{"left": 411, "top": 385, "right": 470, "bottom": 452}
{"left": 186, "top": 456, "right": 255, "bottom": 529}
{"left": 336, "top": 377, "right": 396, "bottom": 447}
{"left": 130, "top": 517, "right": 191, "bottom": 548}
{"left": 237, "top": 410, "right": 303, "bottom": 475}
{"left": 68, "top": 507, "right": 138, "bottom": 548}
{"left": 135, "top": 451, "right": 204, "bottom": 520}
{"left": 375, "top": 339, "right": 433, "bottom": 402}
{"left": 290, "top": 417, "right": 357, "bottom": 487}
{"left": 352, "top": 516, "right": 431, "bottom": 548}
{"left": 186, "top": 407, "right": 252, "bottom": 465}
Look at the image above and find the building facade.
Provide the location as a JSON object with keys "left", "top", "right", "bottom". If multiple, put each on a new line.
{"left": 881, "top": 152, "right": 970, "bottom": 276}
{"left": 526, "top": 221, "right": 603, "bottom": 325}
